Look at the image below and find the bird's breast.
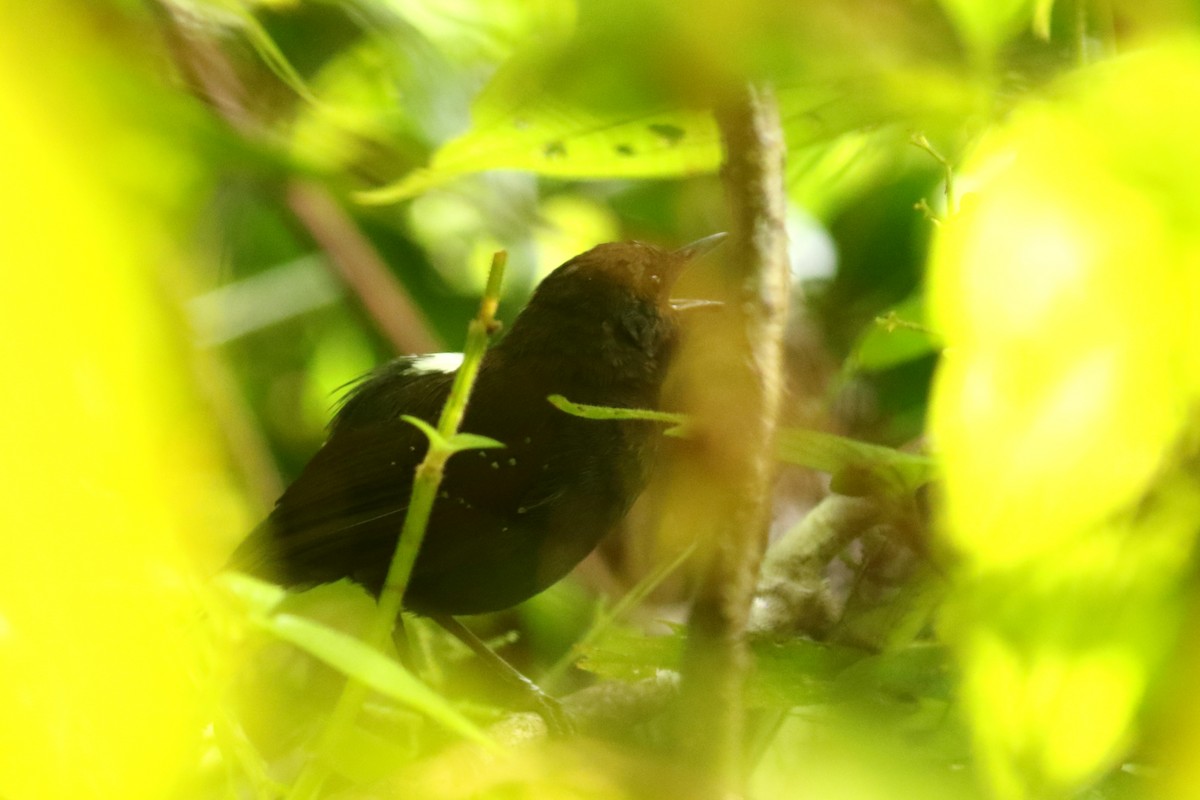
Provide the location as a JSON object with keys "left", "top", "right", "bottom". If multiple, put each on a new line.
{"left": 401, "top": 376, "right": 661, "bottom": 614}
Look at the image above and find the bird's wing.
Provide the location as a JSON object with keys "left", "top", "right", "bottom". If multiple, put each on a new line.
{"left": 331, "top": 353, "right": 461, "bottom": 434}
{"left": 229, "top": 421, "right": 426, "bottom": 587}
{"left": 230, "top": 365, "right": 456, "bottom": 587}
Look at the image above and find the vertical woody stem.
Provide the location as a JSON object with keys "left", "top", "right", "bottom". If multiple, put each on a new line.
{"left": 678, "top": 83, "right": 789, "bottom": 792}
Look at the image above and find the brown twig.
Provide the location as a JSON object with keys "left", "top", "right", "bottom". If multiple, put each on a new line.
{"left": 155, "top": 2, "right": 253, "bottom": 133}
{"left": 286, "top": 182, "right": 441, "bottom": 354}
{"left": 675, "top": 83, "right": 790, "bottom": 792}
{"left": 748, "top": 495, "right": 890, "bottom": 638}
{"left": 152, "top": 4, "right": 283, "bottom": 508}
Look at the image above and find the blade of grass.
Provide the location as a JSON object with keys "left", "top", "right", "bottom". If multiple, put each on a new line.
{"left": 261, "top": 613, "right": 494, "bottom": 748}
{"left": 541, "top": 543, "right": 697, "bottom": 690}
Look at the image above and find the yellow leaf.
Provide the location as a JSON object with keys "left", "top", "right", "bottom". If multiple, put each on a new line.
{"left": 0, "top": 6, "right": 245, "bottom": 799}
{"left": 929, "top": 39, "right": 1200, "bottom": 799}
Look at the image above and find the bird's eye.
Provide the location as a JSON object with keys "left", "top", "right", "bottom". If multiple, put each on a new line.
{"left": 617, "top": 308, "right": 656, "bottom": 348}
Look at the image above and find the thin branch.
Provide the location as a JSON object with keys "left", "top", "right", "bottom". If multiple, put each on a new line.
{"left": 287, "top": 252, "right": 506, "bottom": 800}
{"left": 286, "top": 182, "right": 442, "bottom": 355}
{"left": 154, "top": 2, "right": 253, "bottom": 133}
{"left": 747, "top": 495, "right": 890, "bottom": 638}
{"left": 152, "top": 5, "right": 282, "bottom": 508}
{"left": 909, "top": 132, "right": 956, "bottom": 216}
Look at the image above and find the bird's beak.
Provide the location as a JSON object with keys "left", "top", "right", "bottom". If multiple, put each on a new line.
{"left": 673, "top": 232, "right": 728, "bottom": 262}
{"left": 664, "top": 232, "right": 727, "bottom": 312}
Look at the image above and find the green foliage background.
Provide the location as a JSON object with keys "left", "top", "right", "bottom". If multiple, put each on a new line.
{"left": 4, "top": 1, "right": 1200, "bottom": 799}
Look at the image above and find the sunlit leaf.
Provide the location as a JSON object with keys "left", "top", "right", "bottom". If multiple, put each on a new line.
{"left": 936, "top": 0, "right": 1038, "bottom": 62}
{"left": 550, "top": 393, "right": 935, "bottom": 495}
{"left": 322, "top": 722, "right": 419, "bottom": 783}
{"left": 1032, "top": 0, "right": 1056, "bottom": 39}
{"left": 776, "top": 428, "right": 936, "bottom": 497}
{"left": 447, "top": 432, "right": 506, "bottom": 452}
{"left": 356, "top": 103, "right": 721, "bottom": 204}
{"left": 929, "top": 40, "right": 1200, "bottom": 799}
{"left": 219, "top": 572, "right": 288, "bottom": 616}
{"left": 577, "top": 626, "right": 684, "bottom": 681}
{"left": 0, "top": 6, "right": 241, "bottom": 798}
{"left": 582, "top": 627, "right": 866, "bottom": 708}
{"left": 257, "top": 612, "right": 496, "bottom": 748}
{"left": 374, "top": 0, "right": 576, "bottom": 63}
{"left": 929, "top": 45, "right": 1200, "bottom": 565}
{"left": 289, "top": 37, "right": 417, "bottom": 174}
{"left": 786, "top": 127, "right": 913, "bottom": 221}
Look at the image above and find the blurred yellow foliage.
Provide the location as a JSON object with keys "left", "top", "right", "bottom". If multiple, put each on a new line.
{"left": 929, "top": 39, "right": 1200, "bottom": 799}
{"left": 0, "top": 4, "right": 245, "bottom": 799}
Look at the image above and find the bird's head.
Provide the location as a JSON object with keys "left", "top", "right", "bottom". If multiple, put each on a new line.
{"left": 495, "top": 235, "right": 725, "bottom": 390}
{"left": 538, "top": 233, "right": 726, "bottom": 309}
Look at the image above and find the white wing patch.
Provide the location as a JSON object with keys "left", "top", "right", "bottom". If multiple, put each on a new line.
{"left": 408, "top": 352, "right": 464, "bottom": 376}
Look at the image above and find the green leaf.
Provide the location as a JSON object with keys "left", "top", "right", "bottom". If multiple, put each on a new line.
{"left": 403, "top": 415, "right": 503, "bottom": 453}
{"left": 777, "top": 428, "right": 936, "bottom": 497}
{"left": 547, "top": 393, "right": 687, "bottom": 425}
{"left": 581, "top": 626, "right": 866, "bottom": 708}
{"left": 445, "top": 432, "right": 506, "bottom": 452}
{"left": 749, "top": 639, "right": 865, "bottom": 707}
{"left": 833, "top": 644, "right": 956, "bottom": 706}
{"left": 936, "top": 0, "right": 1038, "bottom": 61}
{"left": 355, "top": 81, "right": 898, "bottom": 205}
{"left": 542, "top": 543, "right": 696, "bottom": 685}
{"left": 357, "top": 103, "right": 720, "bottom": 204}
{"left": 256, "top": 612, "right": 497, "bottom": 750}
{"left": 400, "top": 414, "right": 447, "bottom": 450}
{"left": 320, "top": 722, "right": 419, "bottom": 783}
{"left": 218, "top": 571, "right": 287, "bottom": 616}
{"left": 371, "top": 0, "right": 575, "bottom": 64}
{"left": 785, "top": 127, "right": 913, "bottom": 222}
{"left": 578, "top": 626, "right": 685, "bottom": 681}
{"left": 1032, "top": 0, "right": 1057, "bottom": 39}
{"left": 200, "top": 0, "right": 321, "bottom": 104}
{"left": 552, "top": 393, "right": 935, "bottom": 495}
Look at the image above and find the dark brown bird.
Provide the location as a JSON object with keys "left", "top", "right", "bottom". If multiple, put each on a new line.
{"left": 230, "top": 235, "right": 724, "bottom": 616}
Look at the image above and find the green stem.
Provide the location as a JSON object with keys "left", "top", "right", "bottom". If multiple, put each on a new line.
{"left": 541, "top": 543, "right": 696, "bottom": 690}
{"left": 1073, "top": 0, "right": 1091, "bottom": 67}
{"left": 909, "top": 133, "right": 956, "bottom": 216}
{"left": 286, "top": 251, "right": 507, "bottom": 800}
{"left": 375, "top": 252, "right": 506, "bottom": 636}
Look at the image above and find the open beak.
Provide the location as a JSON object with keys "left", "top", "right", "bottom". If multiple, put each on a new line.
{"left": 666, "top": 232, "right": 726, "bottom": 312}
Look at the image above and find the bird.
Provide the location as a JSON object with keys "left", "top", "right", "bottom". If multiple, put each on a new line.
{"left": 230, "top": 234, "right": 725, "bottom": 619}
